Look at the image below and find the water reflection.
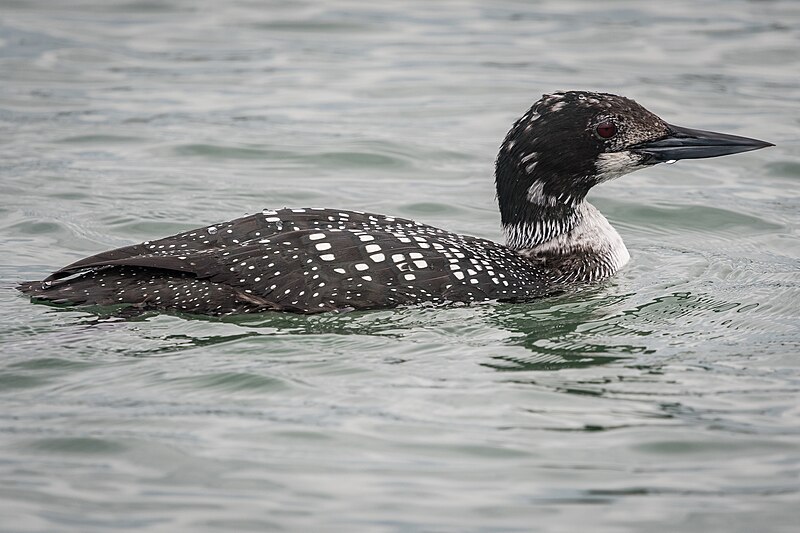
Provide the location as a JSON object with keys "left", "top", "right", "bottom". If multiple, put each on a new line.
{"left": 483, "top": 285, "right": 753, "bottom": 371}
{"left": 482, "top": 290, "right": 641, "bottom": 371}
{"left": 25, "top": 287, "right": 633, "bottom": 369}
{"left": 23, "top": 276, "right": 760, "bottom": 378}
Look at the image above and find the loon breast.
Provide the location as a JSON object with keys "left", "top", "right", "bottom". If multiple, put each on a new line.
{"left": 20, "top": 208, "right": 558, "bottom": 315}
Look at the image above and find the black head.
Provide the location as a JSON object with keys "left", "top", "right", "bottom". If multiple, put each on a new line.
{"left": 495, "top": 90, "right": 773, "bottom": 227}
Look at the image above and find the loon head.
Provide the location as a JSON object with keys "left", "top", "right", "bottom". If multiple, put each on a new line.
{"left": 495, "top": 90, "right": 773, "bottom": 231}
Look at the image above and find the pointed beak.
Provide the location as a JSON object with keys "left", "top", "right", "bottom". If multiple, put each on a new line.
{"left": 635, "top": 124, "right": 774, "bottom": 163}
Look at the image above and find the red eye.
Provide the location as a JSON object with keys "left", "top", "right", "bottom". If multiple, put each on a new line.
{"left": 595, "top": 121, "right": 617, "bottom": 139}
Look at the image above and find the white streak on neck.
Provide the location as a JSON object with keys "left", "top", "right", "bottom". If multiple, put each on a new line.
{"left": 526, "top": 181, "right": 558, "bottom": 207}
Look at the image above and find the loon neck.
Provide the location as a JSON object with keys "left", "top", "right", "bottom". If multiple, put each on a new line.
{"left": 495, "top": 161, "right": 586, "bottom": 251}
{"left": 502, "top": 201, "right": 630, "bottom": 282}
{"left": 502, "top": 201, "right": 580, "bottom": 250}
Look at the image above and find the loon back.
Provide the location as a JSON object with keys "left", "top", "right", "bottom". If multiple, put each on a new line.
{"left": 20, "top": 208, "right": 558, "bottom": 315}
{"left": 19, "top": 91, "right": 772, "bottom": 316}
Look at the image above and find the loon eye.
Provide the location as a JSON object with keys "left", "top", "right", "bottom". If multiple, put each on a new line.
{"left": 595, "top": 121, "right": 617, "bottom": 139}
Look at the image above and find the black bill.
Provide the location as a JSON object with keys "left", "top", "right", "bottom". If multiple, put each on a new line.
{"left": 635, "top": 124, "right": 774, "bottom": 162}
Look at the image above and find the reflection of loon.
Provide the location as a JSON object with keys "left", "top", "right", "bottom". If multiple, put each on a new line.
{"left": 19, "top": 91, "right": 772, "bottom": 315}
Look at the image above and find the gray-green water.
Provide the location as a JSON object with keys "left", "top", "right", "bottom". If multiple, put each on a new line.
{"left": 1, "top": 1, "right": 799, "bottom": 531}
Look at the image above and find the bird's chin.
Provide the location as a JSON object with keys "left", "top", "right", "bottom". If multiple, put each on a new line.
{"left": 595, "top": 151, "right": 652, "bottom": 183}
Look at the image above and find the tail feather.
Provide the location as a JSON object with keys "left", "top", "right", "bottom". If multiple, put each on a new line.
{"left": 17, "top": 267, "right": 272, "bottom": 315}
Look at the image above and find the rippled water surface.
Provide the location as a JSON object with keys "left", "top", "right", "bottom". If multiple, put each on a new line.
{"left": 1, "top": 1, "right": 799, "bottom": 531}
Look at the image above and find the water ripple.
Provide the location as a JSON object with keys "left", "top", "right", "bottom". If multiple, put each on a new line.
{"left": 1, "top": 1, "right": 799, "bottom": 531}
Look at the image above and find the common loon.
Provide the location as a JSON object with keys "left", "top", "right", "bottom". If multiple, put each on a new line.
{"left": 19, "top": 91, "right": 772, "bottom": 315}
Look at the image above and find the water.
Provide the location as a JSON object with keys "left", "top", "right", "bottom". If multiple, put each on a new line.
{"left": 1, "top": 1, "right": 799, "bottom": 531}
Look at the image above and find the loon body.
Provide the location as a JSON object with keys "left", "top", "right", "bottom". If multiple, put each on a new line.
{"left": 19, "top": 91, "right": 772, "bottom": 315}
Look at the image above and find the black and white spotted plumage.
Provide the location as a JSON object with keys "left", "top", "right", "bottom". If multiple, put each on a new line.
{"left": 20, "top": 208, "right": 558, "bottom": 314}
{"left": 19, "top": 91, "right": 772, "bottom": 315}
